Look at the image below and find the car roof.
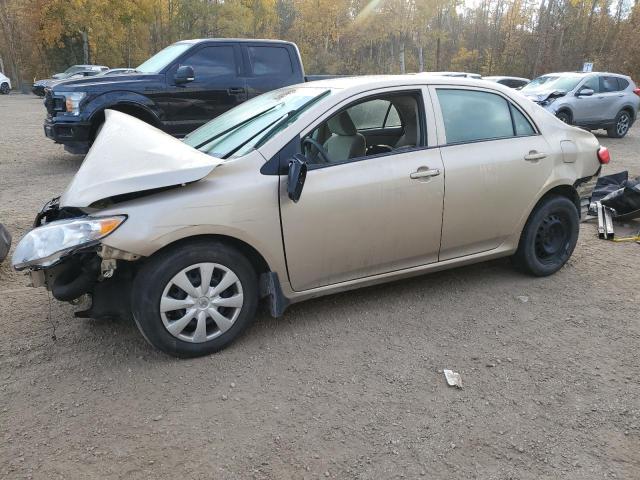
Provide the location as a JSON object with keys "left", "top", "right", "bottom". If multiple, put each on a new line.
{"left": 537, "top": 71, "right": 629, "bottom": 78}
{"left": 301, "top": 74, "right": 510, "bottom": 91}
{"left": 420, "top": 71, "right": 480, "bottom": 77}
{"left": 484, "top": 76, "right": 530, "bottom": 81}
{"left": 175, "top": 38, "right": 296, "bottom": 47}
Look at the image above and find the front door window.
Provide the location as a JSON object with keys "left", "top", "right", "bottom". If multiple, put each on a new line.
{"left": 302, "top": 92, "right": 424, "bottom": 166}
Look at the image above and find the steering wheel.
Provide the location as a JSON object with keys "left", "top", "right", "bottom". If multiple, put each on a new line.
{"left": 302, "top": 137, "right": 331, "bottom": 164}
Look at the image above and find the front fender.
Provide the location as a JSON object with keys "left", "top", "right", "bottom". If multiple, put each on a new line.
{"left": 85, "top": 91, "right": 164, "bottom": 125}
{"left": 95, "top": 150, "right": 289, "bottom": 281}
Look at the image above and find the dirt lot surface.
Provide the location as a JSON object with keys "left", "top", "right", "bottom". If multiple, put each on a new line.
{"left": 0, "top": 94, "right": 639, "bottom": 479}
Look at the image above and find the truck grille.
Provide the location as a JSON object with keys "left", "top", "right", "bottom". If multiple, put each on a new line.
{"left": 44, "top": 90, "right": 65, "bottom": 117}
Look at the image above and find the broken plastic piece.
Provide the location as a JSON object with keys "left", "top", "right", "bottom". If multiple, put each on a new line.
{"left": 443, "top": 369, "right": 462, "bottom": 389}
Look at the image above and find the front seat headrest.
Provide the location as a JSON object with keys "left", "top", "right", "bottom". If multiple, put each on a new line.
{"left": 327, "top": 111, "right": 357, "bottom": 136}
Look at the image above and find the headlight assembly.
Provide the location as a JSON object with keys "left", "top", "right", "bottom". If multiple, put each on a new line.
{"left": 59, "top": 92, "right": 86, "bottom": 115}
{"left": 12, "top": 216, "right": 126, "bottom": 270}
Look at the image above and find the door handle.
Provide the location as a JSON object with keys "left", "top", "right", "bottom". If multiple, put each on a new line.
{"left": 410, "top": 167, "right": 441, "bottom": 179}
{"left": 227, "top": 87, "right": 245, "bottom": 95}
{"left": 524, "top": 151, "right": 547, "bottom": 162}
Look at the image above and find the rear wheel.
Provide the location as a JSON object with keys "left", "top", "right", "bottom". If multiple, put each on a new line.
{"left": 512, "top": 195, "right": 579, "bottom": 277}
{"left": 131, "top": 240, "right": 258, "bottom": 357}
{"left": 607, "top": 110, "right": 631, "bottom": 138}
{"left": 0, "top": 83, "right": 9, "bottom": 95}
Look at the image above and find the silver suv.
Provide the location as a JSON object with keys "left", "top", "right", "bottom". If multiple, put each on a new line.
{"left": 522, "top": 72, "right": 640, "bottom": 138}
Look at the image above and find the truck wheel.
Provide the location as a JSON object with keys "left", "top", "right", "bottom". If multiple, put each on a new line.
{"left": 512, "top": 195, "right": 579, "bottom": 277}
{"left": 0, "top": 83, "right": 9, "bottom": 95}
{"left": 607, "top": 110, "right": 631, "bottom": 138}
{"left": 131, "top": 240, "right": 258, "bottom": 358}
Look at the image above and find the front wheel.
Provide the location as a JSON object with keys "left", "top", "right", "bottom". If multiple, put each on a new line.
{"left": 512, "top": 195, "right": 579, "bottom": 277}
{"left": 131, "top": 240, "right": 258, "bottom": 357}
{"left": 607, "top": 110, "right": 631, "bottom": 138}
{"left": 556, "top": 111, "right": 572, "bottom": 124}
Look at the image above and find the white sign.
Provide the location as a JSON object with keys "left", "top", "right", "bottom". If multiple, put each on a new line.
{"left": 583, "top": 62, "right": 593, "bottom": 73}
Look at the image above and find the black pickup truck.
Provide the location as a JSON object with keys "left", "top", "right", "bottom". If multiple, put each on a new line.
{"left": 44, "top": 39, "right": 328, "bottom": 154}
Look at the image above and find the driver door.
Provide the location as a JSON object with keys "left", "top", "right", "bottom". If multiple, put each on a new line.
{"left": 279, "top": 88, "right": 445, "bottom": 291}
{"left": 572, "top": 76, "right": 600, "bottom": 124}
{"left": 165, "top": 44, "right": 246, "bottom": 136}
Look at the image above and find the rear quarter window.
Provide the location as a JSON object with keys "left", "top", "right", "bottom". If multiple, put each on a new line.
{"left": 510, "top": 104, "right": 535, "bottom": 136}
{"left": 248, "top": 46, "right": 293, "bottom": 76}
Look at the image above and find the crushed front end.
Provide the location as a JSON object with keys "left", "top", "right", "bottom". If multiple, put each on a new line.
{"left": 13, "top": 198, "right": 140, "bottom": 320}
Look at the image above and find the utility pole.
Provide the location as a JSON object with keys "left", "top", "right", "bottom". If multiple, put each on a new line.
{"left": 82, "top": 31, "right": 89, "bottom": 64}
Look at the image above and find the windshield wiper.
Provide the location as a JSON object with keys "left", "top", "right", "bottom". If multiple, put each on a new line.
{"left": 193, "top": 104, "right": 280, "bottom": 150}
{"left": 223, "top": 110, "right": 295, "bottom": 159}
{"left": 225, "top": 90, "right": 330, "bottom": 159}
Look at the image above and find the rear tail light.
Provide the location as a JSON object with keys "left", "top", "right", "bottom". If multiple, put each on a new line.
{"left": 597, "top": 146, "right": 610, "bottom": 164}
{"left": 634, "top": 87, "right": 640, "bottom": 97}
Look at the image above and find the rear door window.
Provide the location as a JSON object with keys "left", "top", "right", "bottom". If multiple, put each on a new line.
{"left": 248, "top": 46, "right": 293, "bottom": 76}
{"left": 600, "top": 76, "right": 621, "bottom": 93}
{"left": 437, "top": 89, "right": 513, "bottom": 143}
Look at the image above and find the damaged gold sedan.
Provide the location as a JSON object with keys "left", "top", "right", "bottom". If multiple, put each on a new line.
{"left": 13, "top": 76, "right": 606, "bottom": 357}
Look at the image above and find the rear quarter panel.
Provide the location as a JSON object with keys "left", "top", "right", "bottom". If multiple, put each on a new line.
{"left": 509, "top": 97, "right": 600, "bottom": 237}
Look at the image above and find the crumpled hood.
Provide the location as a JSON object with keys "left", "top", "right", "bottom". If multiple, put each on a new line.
{"left": 522, "top": 88, "right": 566, "bottom": 103}
{"left": 60, "top": 110, "right": 222, "bottom": 208}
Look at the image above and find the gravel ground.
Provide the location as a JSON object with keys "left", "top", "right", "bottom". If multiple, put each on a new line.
{"left": 0, "top": 93, "right": 639, "bottom": 479}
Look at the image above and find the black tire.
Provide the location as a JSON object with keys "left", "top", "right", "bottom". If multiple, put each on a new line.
{"left": 607, "top": 110, "right": 632, "bottom": 138}
{"left": 0, "top": 83, "right": 9, "bottom": 95}
{"left": 512, "top": 195, "right": 579, "bottom": 277}
{"left": 131, "top": 240, "right": 258, "bottom": 358}
{"left": 556, "top": 110, "right": 572, "bottom": 125}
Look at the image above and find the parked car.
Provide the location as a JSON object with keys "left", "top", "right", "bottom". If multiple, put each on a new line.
{"left": 13, "top": 76, "right": 606, "bottom": 357}
{"left": 94, "top": 68, "right": 136, "bottom": 76}
{"left": 0, "top": 71, "right": 11, "bottom": 94}
{"left": 483, "top": 76, "right": 530, "bottom": 89}
{"left": 521, "top": 71, "right": 640, "bottom": 138}
{"left": 43, "top": 39, "right": 334, "bottom": 154}
{"left": 32, "top": 65, "right": 109, "bottom": 97}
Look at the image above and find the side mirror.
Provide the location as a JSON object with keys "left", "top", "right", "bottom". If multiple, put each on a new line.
{"left": 175, "top": 65, "right": 195, "bottom": 85}
{"left": 577, "top": 88, "right": 594, "bottom": 97}
{"left": 287, "top": 154, "right": 308, "bottom": 203}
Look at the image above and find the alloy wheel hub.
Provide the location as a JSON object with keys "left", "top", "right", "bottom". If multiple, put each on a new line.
{"left": 617, "top": 114, "right": 629, "bottom": 135}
